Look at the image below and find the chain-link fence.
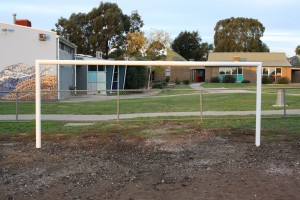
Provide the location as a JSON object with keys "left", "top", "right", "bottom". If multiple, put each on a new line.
{"left": 1, "top": 87, "right": 300, "bottom": 122}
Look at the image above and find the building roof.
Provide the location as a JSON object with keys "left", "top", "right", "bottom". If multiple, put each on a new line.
{"left": 165, "top": 49, "right": 187, "bottom": 61}
{"left": 0, "top": 22, "right": 56, "bottom": 34}
{"left": 208, "top": 52, "right": 292, "bottom": 67}
{"left": 59, "top": 36, "right": 77, "bottom": 49}
{"left": 288, "top": 55, "right": 300, "bottom": 67}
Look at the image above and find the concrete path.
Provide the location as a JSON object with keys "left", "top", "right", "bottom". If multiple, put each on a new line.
{"left": 1, "top": 109, "right": 299, "bottom": 121}
{"left": 60, "top": 90, "right": 160, "bottom": 102}
{"left": 189, "top": 83, "right": 254, "bottom": 93}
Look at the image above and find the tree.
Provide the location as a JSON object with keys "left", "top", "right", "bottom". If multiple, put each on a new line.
{"left": 214, "top": 17, "right": 270, "bottom": 52}
{"left": 145, "top": 41, "right": 166, "bottom": 60}
{"left": 125, "top": 66, "right": 147, "bottom": 89}
{"left": 171, "top": 31, "right": 213, "bottom": 61}
{"left": 146, "top": 29, "right": 172, "bottom": 49}
{"left": 88, "top": 2, "right": 125, "bottom": 58}
{"left": 54, "top": 2, "right": 144, "bottom": 59}
{"left": 55, "top": 13, "right": 91, "bottom": 55}
{"left": 125, "top": 32, "right": 147, "bottom": 58}
{"left": 129, "top": 10, "right": 144, "bottom": 32}
{"left": 296, "top": 45, "right": 300, "bottom": 55}
{"left": 145, "top": 29, "right": 171, "bottom": 60}
{"left": 199, "top": 42, "right": 214, "bottom": 61}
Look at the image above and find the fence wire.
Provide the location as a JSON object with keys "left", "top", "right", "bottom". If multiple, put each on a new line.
{"left": 1, "top": 87, "right": 300, "bottom": 122}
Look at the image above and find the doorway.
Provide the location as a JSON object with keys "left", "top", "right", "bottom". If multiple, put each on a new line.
{"left": 191, "top": 69, "right": 205, "bottom": 82}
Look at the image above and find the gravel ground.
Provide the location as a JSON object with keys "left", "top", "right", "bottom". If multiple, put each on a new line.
{"left": 1, "top": 125, "right": 300, "bottom": 200}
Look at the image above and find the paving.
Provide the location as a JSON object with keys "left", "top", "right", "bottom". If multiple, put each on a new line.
{"left": 190, "top": 83, "right": 254, "bottom": 93}
{"left": 1, "top": 109, "right": 299, "bottom": 121}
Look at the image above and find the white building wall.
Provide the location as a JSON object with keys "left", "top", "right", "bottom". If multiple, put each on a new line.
{"left": 0, "top": 22, "right": 57, "bottom": 70}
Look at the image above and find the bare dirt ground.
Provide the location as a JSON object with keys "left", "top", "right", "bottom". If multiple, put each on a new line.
{"left": 1, "top": 122, "right": 300, "bottom": 200}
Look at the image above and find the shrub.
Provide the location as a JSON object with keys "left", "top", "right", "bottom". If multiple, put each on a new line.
{"left": 175, "top": 77, "right": 180, "bottom": 85}
{"left": 125, "top": 66, "right": 147, "bottom": 89}
{"left": 165, "top": 77, "right": 170, "bottom": 83}
{"left": 152, "top": 83, "right": 163, "bottom": 89}
{"left": 183, "top": 80, "right": 190, "bottom": 85}
{"left": 210, "top": 76, "right": 220, "bottom": 83}
{"left": 161, "top": 81, "right": 168, "bottom": 87}
{"left": 262, "top": 76, "right": 273, "bottom": 84}
{"left": 222, "top": 75, "right": 236, "bottom": 83}
{"left": 241, "top": 79, "right": 251, "bottom": 83}
{"left": 277, "top": 77, "right": 288, "bottom": 84}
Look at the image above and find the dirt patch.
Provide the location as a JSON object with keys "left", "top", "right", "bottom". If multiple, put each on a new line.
{"left": 1, "top": 123, "right": 300, "bottom": 200}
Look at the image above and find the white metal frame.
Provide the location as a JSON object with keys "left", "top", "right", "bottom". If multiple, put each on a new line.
{"left": 35, "top": 60, "right": 262, "bottom": 148}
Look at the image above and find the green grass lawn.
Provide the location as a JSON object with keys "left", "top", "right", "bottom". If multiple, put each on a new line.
{"left": 1, "top": 90, "right": 300, "bottom": 115}
{"left": 202, "top": 83, "right": 300, "bottom": 89}
{"left": 202, "top": 83, "right": 257, "bottom": 89}
{"left": 1, "top": 117, "right": 299, "bottom": 142}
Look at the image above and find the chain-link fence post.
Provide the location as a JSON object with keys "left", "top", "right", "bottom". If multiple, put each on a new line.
{"left": 200, "top": 90, "right": 203, "bottom": 123}
{"left": 15, "top": 91, "right": 19, "bottom": 122}
{"left": 283, "top": 88, "right": 287, "bottom": 118}
{"left": 117, "top": 90, "right": 120, "bottom": 124}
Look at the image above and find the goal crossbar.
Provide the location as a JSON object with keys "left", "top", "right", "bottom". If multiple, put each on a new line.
{"left": 35, "top": 60, "right": 262, "bottom": 148}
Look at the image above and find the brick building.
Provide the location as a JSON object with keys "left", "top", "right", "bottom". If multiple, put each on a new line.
{"left": 288, "top": 55, "right": 300, "bottom": 83}
{"left": 206, "top": 52, "right": 292, "bottom": 83}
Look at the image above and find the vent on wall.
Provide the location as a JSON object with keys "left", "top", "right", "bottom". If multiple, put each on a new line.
{"left": 39, "top": 33, "right": 46, "bottom": 41}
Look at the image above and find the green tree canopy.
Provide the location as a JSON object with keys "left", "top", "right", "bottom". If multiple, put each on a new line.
{"left": 214, "top": 17, "right": 269, "bottom": 52}
{"left": 171, "top": 31, "right": 213, "bottom": 61}
{"left": 296, "top": 45, "right": 300, "bottom": 55}
{"left": 88, "top": 2, "right": 126, "bottom": 58}
{"left": 54, "top": 2, "right": 143, "bottom": 59}
{"left": 129, "top": 10, "right": 144, "bottom": 32}
{"left": 55, "top": 13, "right": 91, "bottom": 55}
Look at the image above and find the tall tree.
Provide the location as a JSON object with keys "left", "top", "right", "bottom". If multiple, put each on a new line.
{"left": 214, "top": 17, "right": 269, "bottom": 52}
{"left": 55, "top": 13, "right": 91, "bottom": 55}
{"left": 88, "top": 2, "right": 125, "bottom": 58}
{"left": 199, "top": 42, "right": 214, "bottom": 61}
{"left": 129, "top": 10, "right": 144, "bottom": 32}
{"left": 54, "top": 2, "right": 144, "bottom": 59}
{"left": 171, "top": 31, "right": 213, "bottom": 61}
{"left": 296, "top": 45, "right": 300, "bottom": 55}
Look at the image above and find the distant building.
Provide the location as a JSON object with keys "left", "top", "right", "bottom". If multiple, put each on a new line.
{"left": 206, "top": 52, "right": 292, "bottom": 83}
{"left": 75, "top": 54, "right": 127, "bottom": 94}
{"left": 0, "top": 20, "right": 76, "bottom": 97}
{"left": 288, "top": 55, "right": 300, "bottom": 83}
{"left": 0, "top": 17, "right": 127, "bottom": 99}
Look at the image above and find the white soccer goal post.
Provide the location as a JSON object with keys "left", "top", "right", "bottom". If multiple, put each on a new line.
{"left": 35, "top": 60, "right": 262, "bottom": 148}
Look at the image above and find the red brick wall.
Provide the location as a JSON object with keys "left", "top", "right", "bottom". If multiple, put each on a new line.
{"left": 169, "top": 66, "right": 191, "bottom": 82}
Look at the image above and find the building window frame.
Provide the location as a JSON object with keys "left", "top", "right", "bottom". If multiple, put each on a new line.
{"left": 262, "top": 67, "right": 282, "bottom": 82}
{"left": 219, "top": 67, "right": 243, "bottom": 82}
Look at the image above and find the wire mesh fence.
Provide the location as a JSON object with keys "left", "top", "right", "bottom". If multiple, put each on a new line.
{"left": 1, "top": 87, "right": 300, "bottom": 122}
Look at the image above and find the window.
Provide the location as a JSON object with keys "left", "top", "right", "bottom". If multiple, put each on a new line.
{"left": 262, "top": 67, "right": 282, "bottom": 82}
{"left": 218, "top": 67, "right": 243, "bottom": 82}
{"left": 263, "top": 68, "right": 268, "bottom": 76}
{"left": 88, "top": 65, "right": 97, "bottom": 71}
{"left": 165, "top": 67, "right": 170, "bottom": 77}
{"left": 219, "top": 68, "right": 225, "bottom": 75}
{"left": 98, "top": 66, "right": 105, "bottom": 71}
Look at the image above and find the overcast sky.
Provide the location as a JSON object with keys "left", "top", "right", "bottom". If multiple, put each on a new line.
{"left": 1, "top": 0, "right": 299, "bottom": 57}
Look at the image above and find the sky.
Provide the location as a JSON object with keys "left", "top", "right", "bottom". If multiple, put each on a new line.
{"left": 1, "top": 0, "right": 299, "bottom": 57}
